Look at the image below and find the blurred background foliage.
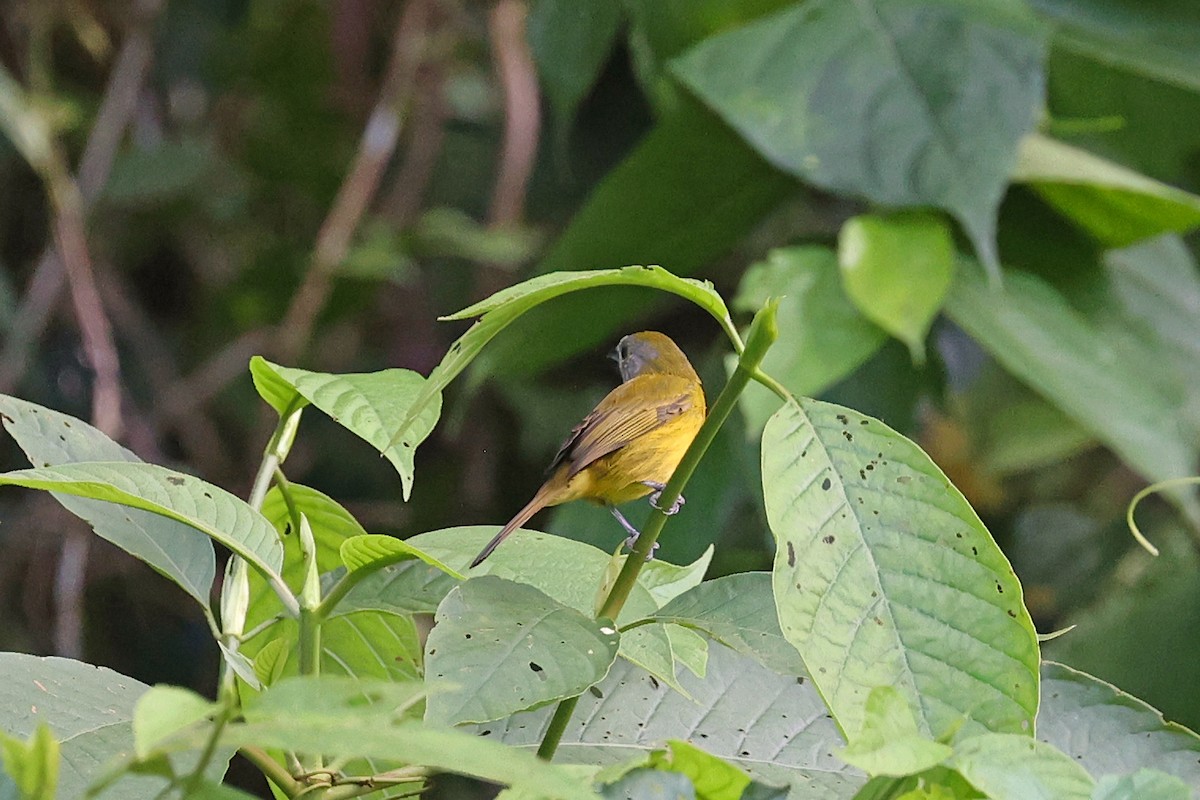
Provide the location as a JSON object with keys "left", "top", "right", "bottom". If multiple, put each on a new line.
{"left": 1, "top": 0, "right": 1199, "bottom": 761}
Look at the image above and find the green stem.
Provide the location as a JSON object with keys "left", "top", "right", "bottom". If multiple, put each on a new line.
{"left": 537, "top": 301, "right": 780, "bottom": 761}
{"left": 240, "top": 746, "right": 304, "bottom": 798}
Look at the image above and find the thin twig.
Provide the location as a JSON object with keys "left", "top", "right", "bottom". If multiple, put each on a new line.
{"left": 380, "top": 67, "right": 448, "bottom": 226}
{"left": 485, "top": 0, "right": 539, "bottom": 230}
{"left": 276, "top": 0, "right": 433, "bottom": 363}
{"left": 0, "top": 0, "right": 161, "bottom": 393}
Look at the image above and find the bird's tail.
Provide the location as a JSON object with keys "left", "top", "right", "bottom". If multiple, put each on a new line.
{"left": 469, "top": 485, "right": 553, "bottom": 568}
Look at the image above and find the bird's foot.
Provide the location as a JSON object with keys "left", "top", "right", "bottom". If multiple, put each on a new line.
{"left": 623, "top": 531, "right": 660, "bottom": 561}
{"left": 642, "top": 481, "right": 685, "bottom": 516}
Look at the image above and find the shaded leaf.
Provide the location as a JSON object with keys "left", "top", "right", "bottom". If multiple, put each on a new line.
{"left": 0, "top": 462, "right": 283, "bottom": 588}
{"left": 528, "top": 0, "right": 623, "bottom": 132}
{"left": 1014, "top": 134, "right": 1200, "bottom": 247}
{"left": 132, "top": 686, "right": 217, "bottom": 759}
{"left": 673, "top": 0, "right": 1047, "bottom": 280}
{"left": 733, "top": 246, "right": 886, "bottom": 434}
{"left": 944, "top": 263, "right": 1199, "bottom": 521}
{"left": 1037, "top": 661, "right": 1200, "bottom": 790}
{"left": 0, "top": 395, "right": 216, "bottom": 615}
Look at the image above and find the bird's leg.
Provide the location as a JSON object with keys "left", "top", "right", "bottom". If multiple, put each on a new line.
{"left": 608, "top": 505, "right": 659, "bottom": 560}
{"left": 640, "top": 481, "right": 685, "bottom": 516}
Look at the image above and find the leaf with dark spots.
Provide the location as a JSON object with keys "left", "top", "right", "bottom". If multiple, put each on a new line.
{"left": 822, "top": 535, "right": 835, "bottom": 545}
{"left": 167, "top": 476, "right": 185, "bottom": 485}
{"left": 786, "top": 541, "right": 796, "bottom": 567}
{"left": 821, "top": 477, "right": 832, "bottom": 491}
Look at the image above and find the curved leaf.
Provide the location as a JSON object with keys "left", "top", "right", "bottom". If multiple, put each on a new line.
{"left": 391, "top": 266, "right": 735, "bottom": 443}
{"left": 0, "top": 396, "right": 216, "bottom": 614}
{"left": 761, "top": 399, "right": 1039, "bottom": 740}
{"left": 1015, "top": 134, "right": 1200, "bottom": 247}
{"left": 250, "top": 359, "right": 441, "bottom": 499}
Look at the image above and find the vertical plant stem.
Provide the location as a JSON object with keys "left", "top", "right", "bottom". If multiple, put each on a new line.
{"left": 537, "top": 302, "right": 780, "bottom": 761}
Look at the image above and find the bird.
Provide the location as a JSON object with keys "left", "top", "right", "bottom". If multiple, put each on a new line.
{"left": 469, "top": 331, "right": 706, "bottom": 568}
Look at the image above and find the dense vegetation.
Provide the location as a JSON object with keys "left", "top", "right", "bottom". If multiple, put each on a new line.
{"left": 1, "top": 0, "right": 1199, "bottom": 798}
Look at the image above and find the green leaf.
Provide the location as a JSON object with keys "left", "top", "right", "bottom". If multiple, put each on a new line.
{"left": 0, "top": 395, "right": 216, "bottom": 615}
{"left": 837, "top": 687, "right": 953, "bottom": 777}
{"left": 620, "top": 623, "right": 699, "bottom": 701}
{"left": 392, "top": 265, "right": 735, "bottom": 446}
{"left": 1092, "top": 769, "right": 1192, "bottom": 800}
{"left": 601, "top": 769, "right": 696, "bottom": 800}
{"left": 243, "top": 483, "right": 365, "bottom": 656}
{"left": 180, "top": 699, "right": 600, "bottom": 799}
{"left": 424, "top": 576, "right": 621, "bottom": 725}
{"left": 326, "top": 560, "right": 458, "bottom": 618}
{"left": 946, "top": 733, "right": 1094, "bottom": 800}
{"left": 248, "top": 359, "right": 441, "bottom": 500}
{"left": 1104, "top": 236, "right": 1200, "bottom": 440}
{"left": 474, "top": 641, "right": 861, "bottom": 794}
{"left": 838, "top": 213, "right": 956, "bottom": 362}
{"left": 528, "top": 0, "right": 622, "bottom": 132}
{"left": 651, "top": 740, "right": 750, "bottom": 800}
{"left": 105, "top": 138, "right": 214, "bottom": 204}
{"left": 340, "top": 533, "right": 462, "bottom": 578}
{"left": 0, "top": 654, "right": 227, "bottom": 800}
{"left": 1014, "top": 134, "right": 1200, "bottom": 247}
{"left": 244, "top": 676, "right": 425, "bottom": 723}
{"left": 638, "top": 546, "right": 714, "bottom": 607}
{"left": 1028, "top": 0, "right": 1200, "bottom": 92}
{"left": 132, "top": 686, "right": 218, "bottom": 759}
{"left": 761, "top": 399, "right": 1039, "bottom": 740}
{"left": 0, "top": 462, "right": 284, "bottom": 587}
{"left": 1037, "top": 661, "right": 1200, "bottom": 790}
{"left": 944, "top": 264, "right": 1200, "bottom": 521}
{"left": 733, "top": 246, "right": 887, "bottom": 434}
{"left": 649, "top": 573, "right": 807, "bottom": 676}
{"left": 407, "top": 526, "right": 661, "bottom": 622}
{"left": 0, "top": 725, "right": 58, "bottom": 800}
{"left": 465, "top": 101, "right": 795, "bottom": 381}
{"left": 672, "top": 0, "right": 1047, "bottom": 281}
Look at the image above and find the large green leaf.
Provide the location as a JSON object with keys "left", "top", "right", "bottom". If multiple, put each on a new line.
{"left": 0, "top": 462, "right": 284, "bottom": 589}
{"left": 475, "top": 641, "right": 861, "bottom": 795}
{"left": 733, "top": 246, "right": 887, "bottom": 435}
{"left": 1038, "top": 662, "right": 1200, "bottom": 791}
{"left": 1092, "top": 770, "right": 1192, "bottom": 800}
{"left": 944, "top": 264, "right": 1199, "bottom": 521}
{"left": 248, "top": 358, "right": 441, "bottom": 500}
{"left": 761, "top": 399, "right": 1039, "bottom": 740}
{"left": 326, "top": 560, "right": 458, "bottom": 618}
{"left": 1028, "top": 0, "right": 1200, "bottom": 91}
{"left": 647, "top": 572, "right": 806, "bottom": 677}
{"left": 947, "top": 733, "right": 1094, "bottom": 799}
{"left": 672, "top": 0, "right": 1047, "bottom": 280}
{"left": 0, "top": 654, "right": 226, "bottom": 800}
{"left": 0, "top": 396, "right": 216, "bottom": 616}
{"left": 424, "top": 576, "right": 620, "bottom": 725}
{"left": 1014, "top": 135, "right": 1200, "bottom": 247}
{"left": 837, "top": 687, "right": 953, "bottom": 777}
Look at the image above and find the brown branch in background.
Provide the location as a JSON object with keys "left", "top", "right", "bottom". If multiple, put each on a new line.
{"left": 0, "top": 0, "right": 161, "bottom": 394}
{"left": 380, "top": 66, "right": 448, "bottom": 227}
{"left": 276, "top": 0, "right": 434, "bottom": 363}
{"left": 485, "top": 0, "right": 539, "bottom": 230}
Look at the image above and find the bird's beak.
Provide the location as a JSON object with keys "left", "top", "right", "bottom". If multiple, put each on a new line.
{"left": 607, "top": 347, "right": 620, "bottom": 362}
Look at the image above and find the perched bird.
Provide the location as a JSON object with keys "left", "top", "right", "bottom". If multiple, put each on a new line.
{"left": 469, "top": 331, "right": 706, "bottom": 567}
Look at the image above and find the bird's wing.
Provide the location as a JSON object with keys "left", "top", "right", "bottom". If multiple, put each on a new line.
{"left": 546, "top": 374, "right": 696, "bottom": 478}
